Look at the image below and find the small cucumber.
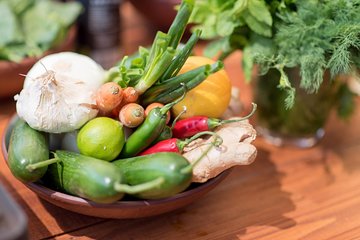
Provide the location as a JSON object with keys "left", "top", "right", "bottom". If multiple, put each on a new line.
{"left": 43, "top": 151, "right": 125, "bottom": 204}
{"left": 7, "top": 119, "right": 49, "bottom": 182}
{"left": 112, "top": 152, "right": 193, "bottom": 199}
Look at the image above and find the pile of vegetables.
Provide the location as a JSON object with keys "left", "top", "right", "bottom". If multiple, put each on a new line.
{"left": 0, "top": 0, "right": 82, "bottom": 62}
{"left": 7, "top": 0, "right": 257, "bottom": 204}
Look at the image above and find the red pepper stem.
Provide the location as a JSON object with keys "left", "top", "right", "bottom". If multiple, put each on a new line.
{"left": 171, "top": 106, "right": 187, "bottom": 129}
{"left": 160, "top": 84, "right": 187, "bottom": 115}
{"left": 180, "top": 133, "right": 223, "bottom": 174}
{"left": 208, "top": 103, "right": 257, "bottom": 129}
{"left": 177, "top": 130, "right": 219, "bottom": 152}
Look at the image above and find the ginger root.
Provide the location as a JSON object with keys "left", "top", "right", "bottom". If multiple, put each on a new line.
{"left": 182, "top": 118, "right": 257, "bottom": 183}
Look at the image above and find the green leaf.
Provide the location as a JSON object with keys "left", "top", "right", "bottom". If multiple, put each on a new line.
{"left": 22, "top": 2, "right": 61, "bottom": 50}
{"left": 242, "top": 46, "right": 254, "bottom": 82}
{"left": 191, "top": 24, "right": 218, "bottom": 39}
{"left": 336, "top": 83, "right": 356, "bottom": 119}
{"left": 248, "top": 0, "right": 272, "bottom": 26}
{"left": 0, "top": 43, "right": 42, "bottom": 62}
{"left": 232, "top": 0, "right": 248, "bottom": 14}
{"left": 277, "top": 66, "right": 295, "bottom": 109}
{"left": 2, "top": 0, "right": 35, "bottom": 16}
{"left": 0, "top": 2, "right": 23, "bottom": 46}
{"left": 190, "top": 1, "right": 211, "bottom": 23}
{"left": 243, "top": 10, "right": 272, "bottom": 37}
{"left": 204, "top": 38, "right": 228, "bottom": 58}
{"left": 216, "top": 10, "right": 237, "bottom": 37}
{"left": 49, "top": 1, "right": 82, "bottom": 27}
{"left": 0, "top": 47, "right": 23, "bottom": 62}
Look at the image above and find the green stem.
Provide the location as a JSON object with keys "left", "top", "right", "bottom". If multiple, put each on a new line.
{"left": 159, "top": 84, "right": 187, "bottom": 115}
{"left": 171, "top": 106, "right": 187, "bottom": 129}
{"left": 145, "top": 32, "right": 170, "bottom": 71}
{"left": 161, "top": 29, "right": 202, "bottom": 81}
{"left": 135, "top": 47, "right": 176, "bottom": 94}
{"left": 179, "top": 131, "right": 221, "bottom": 152}
{"left": 167, "top": 0, "right": 194, "bottom": 49}
{"left": 142, "top": 61, "right": 223, "bottom": 105}
{"left": 153, "top": 73, "right": 205, "bottom": 104}
{"left": 186, "top": 131, "right": 219, "bottom": 145}
{"left": 220, "top": 103, "right": 257, "bottom": 124}
{"left": 114, "top": 177, "right": 165, "bottom": 194}
{"left": 143, "top": 64, "right": 210, "bottom": 99}
{"left": 180, "top": 133, "right": 223, "bottom": 174}
{"left": 126, "top": 68, "right": 144, "bottom": 76}
{"left": 104, "top": 66, "right": 120, "bottom": 82}
{"left": 26, "top": 158, "right": 60, "bottom": 172}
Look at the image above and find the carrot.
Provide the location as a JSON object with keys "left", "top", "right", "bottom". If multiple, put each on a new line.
{"left": 95, "top": 82, "right": 123, "bottom": 116}
{"left": 112, "top": 87, "right": 139, "bottom": 117}
{"left": 145, "top": 102, "right": 171, "bottom": 124}
{"left": 123, "top": 87, "right": 139, "bottom": 103}
{"left": 119, "top": 103, "right": 145, "bottom": 128}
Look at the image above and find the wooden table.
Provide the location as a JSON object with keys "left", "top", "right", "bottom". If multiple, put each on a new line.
{"left": 1, "top": 2, "right": 360, "bottom": 239}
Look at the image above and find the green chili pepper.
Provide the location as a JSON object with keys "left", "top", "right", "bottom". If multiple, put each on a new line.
{"left": 150, "top": 105, "right": 187, "bottom": 145}
{"left": 119, "top": 90, "right": 186, "bottom": 158}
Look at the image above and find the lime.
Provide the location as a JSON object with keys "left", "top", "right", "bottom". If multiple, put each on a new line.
{"left": 77, "top": 117, "right": 125, "bottom": 161}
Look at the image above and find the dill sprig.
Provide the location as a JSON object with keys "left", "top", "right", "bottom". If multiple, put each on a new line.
{"left": 191, "top": 0, "right": 360, "bottom": 113}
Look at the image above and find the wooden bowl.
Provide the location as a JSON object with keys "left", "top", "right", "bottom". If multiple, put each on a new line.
{"left": 0, "top": 26, "right": 77, "bottom": 99}
{"left": 1, "top": 115, "right": 230, "bottom": 219}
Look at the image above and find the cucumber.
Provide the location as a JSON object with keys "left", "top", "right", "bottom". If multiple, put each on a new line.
{"left": 7, "top": 119, "right": 49, "bottom": 182}
{"left": 112, "top": 152, "right": 192, "bottom": 199}
{"left": 43, "top": 151, "right": 125, "bottom": 204}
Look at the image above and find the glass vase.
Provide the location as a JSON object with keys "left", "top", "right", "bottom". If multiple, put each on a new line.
{"left": 253, "top": 67, "right": 340, "bottom": 148}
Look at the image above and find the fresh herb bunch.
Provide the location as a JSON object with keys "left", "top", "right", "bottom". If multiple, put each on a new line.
{"left": 190, "top": 0, "right": 360, "bottom": 113}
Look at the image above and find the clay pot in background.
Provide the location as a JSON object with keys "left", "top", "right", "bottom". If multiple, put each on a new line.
{"left": 0, "top": 26, "right": 77, "bottom": 99}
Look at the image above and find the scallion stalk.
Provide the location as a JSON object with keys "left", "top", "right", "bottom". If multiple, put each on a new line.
{"left": 134, "top": 47, "right": 176, "bottom": 94}
{"left": 144, "top": 64, "right": 210, "bottom": 98}
{"left": 160, "top": 29, "right": 202, "bottom": 81}
{"left": 167, "top": 0, "right": 194, "bottom": 49}
{"left": 142, "top": 61, "right": 224, "bottom": 104}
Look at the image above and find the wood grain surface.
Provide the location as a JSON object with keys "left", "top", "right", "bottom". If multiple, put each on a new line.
{"left": 1, "top": 2, "right": 360, "bottom": 240}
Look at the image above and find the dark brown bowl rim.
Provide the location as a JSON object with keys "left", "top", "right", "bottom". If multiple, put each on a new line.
{"left": 1, "top": 115, "right": 231, "bottom": 208}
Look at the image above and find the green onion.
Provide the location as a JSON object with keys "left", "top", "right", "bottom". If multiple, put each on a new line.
{"left": 160, "top": 29, "right": 202, "bottom": 81}
{"left": 144, "top": 64, "right": 211, "bottom": 98}
{"left": 134, "top": 47, "right": 176, "bottom": 94}
{"left": 167, "top": 0, "right": 194, "bottom": 49}
{"left": 142, "top": 61, "right": 224, "bottom": 105}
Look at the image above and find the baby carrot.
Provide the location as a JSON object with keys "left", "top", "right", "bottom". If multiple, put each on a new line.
{"left": 95, "top": 82, "right": 123, "bottom": 116}
{"left": 112, "top": 87, "right": 139, "bottom": 117}
{"left": 145, "top": 102, "right": 171, "bottom": 124}
{"left": 119, "top": 103, "right": 145, "bottom": 128}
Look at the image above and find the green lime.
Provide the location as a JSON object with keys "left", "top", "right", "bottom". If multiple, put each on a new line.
{"left": 77, "top": 117, "right": 125, "bottom": 161}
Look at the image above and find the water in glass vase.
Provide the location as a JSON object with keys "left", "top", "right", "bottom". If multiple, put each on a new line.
{"left": 253, "top": 68, "right": 340, "bottom": 148}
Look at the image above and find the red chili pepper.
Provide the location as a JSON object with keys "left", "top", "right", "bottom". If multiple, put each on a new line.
{"left": 138, "top": 131, "right": 217, "bottom": 156}
{"left": 138, "top": 138, "right": 183, "bottom": 155}
{"left": 172, "top": 103, "right": 257, "bottom": 139}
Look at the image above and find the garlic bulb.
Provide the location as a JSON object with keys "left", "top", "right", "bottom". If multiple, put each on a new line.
{"left": 15, "top": 52, "right": 106, "bottom": 133}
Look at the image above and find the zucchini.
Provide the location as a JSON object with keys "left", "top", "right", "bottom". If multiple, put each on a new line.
{"left": 112, "top": 152, "right": 192, "bottom": 199}
{"left": 7, "top": 119, "right": 49, "bottom": 182}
